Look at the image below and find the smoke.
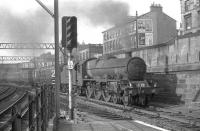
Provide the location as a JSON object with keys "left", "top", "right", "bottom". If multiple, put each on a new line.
{"left": 0, "top": 8, "right": 53, "bottom": 42}
{"left": 0, "top": 0, "right": 130, "bottom": 56}
{"left": 0, "top": 0, "right": 129, "bottom": 43}
{"left": 0, "top": 7, "right": 54, "bottom": 56}
{"left": 61, "top": 0, "right": 130, "bottom": 26}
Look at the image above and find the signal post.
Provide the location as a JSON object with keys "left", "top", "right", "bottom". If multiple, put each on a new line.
{"left": 61, "top": 16, "right": 77, "bottom": 120}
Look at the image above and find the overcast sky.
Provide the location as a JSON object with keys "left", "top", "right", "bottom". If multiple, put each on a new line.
{"left": 0, "top": 0, "right": 181, "bottom": 56}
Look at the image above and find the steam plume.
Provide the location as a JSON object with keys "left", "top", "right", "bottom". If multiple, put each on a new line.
{"left": 0, "top": 8, "right": 53, "bottom": 42}
{"left": 0, "top": 0, "right": 130, "bottom": 56}
{"left": 61, "top": 0, "right": 130, "bottom": 26}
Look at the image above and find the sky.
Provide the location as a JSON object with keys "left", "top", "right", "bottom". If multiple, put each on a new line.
{"left": 0, "top": 0, "right": 181, "bottom": 56}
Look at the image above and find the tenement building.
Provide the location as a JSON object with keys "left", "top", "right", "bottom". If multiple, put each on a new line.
{"left": 102, "top": 4, "right": 177, "bottom": 57}
{"left": 180, "top": 0, "right": 200, "bottom": 34}
{"left": 78, "top": 43, "right": 103, "bottom": 61}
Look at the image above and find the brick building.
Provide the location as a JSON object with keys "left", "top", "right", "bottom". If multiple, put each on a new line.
{"left": 180, "top": 0, "right": 200, "bottom": 34}
{"left": 102, "top": 4, "right": 177, "bottom": 57}
{"left": 78, "top": 43, "right": 103, "bottom": 61}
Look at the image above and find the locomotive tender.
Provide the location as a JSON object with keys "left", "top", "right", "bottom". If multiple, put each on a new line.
{"left": 76, "top": 56, "right": 158, "bottom": 106}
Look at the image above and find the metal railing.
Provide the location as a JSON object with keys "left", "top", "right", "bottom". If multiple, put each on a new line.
{"left": 0, "top": 84, "right": 55, "bottom": 131}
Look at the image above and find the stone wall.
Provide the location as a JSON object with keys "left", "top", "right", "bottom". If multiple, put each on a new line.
{"left": 145, "top": 71, "right": 200, "bottom": 105}
{"left": 176, "top": 71, "right": 200, "bottom": 104}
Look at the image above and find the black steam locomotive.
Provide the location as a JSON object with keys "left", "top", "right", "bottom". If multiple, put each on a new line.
{"left": 75, "top": 56, "right": 158, "bottom": 106}
{"left": 0, "top": 54, "right": 158, "bottom": 106}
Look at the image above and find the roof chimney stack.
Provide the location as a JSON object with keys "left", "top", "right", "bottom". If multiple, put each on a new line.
{"left": 150, "top": 3, "right": 162, "bottom": 12}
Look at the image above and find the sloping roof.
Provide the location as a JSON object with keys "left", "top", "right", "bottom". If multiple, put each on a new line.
{"left": 102, "top": 10, "right": 176, "bottom": 33}
{"left": 102, "top": 16, "right": 136, "bottom": 33}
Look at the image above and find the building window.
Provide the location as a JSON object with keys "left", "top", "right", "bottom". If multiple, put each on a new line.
{"left": 185, "top": 0, "right": 193, "bottom": 12}
{"left": 116, "top": 39, "right": 119, "bottom": 49}
{"left": 184, "top": 14, "right": 192, "bottom": 30}
{"left": 83, "top": 52, "right": 86, "bottom": 60}
{"left": 130, "top": 23, "right": 135, "bottom": 33}
{"left": 118, "top": 39, "right": 122, "bottom": 49}
{"left": 197, "top": 0, "right": 200, "bottom": 7}
{"left": 86, "top": 51, "right": 89, "bottom": 59}
{"left": 82, "top": 52, "right": 84, "bottom": 60}
{"left": 109, "top": 41, "right": 112, "bottom": 52}
{"left": 107, "top": 43, "right": 109, "bottom": 52}
{"left": 103, "top": 33, "right": 107, "bottom": 41}
{"left": 79, "top": 54, "right": 81, "bottom": 61}
{"left": 106, "top": 43, "right": 108, "bottom": 53}
{"left": 113, "top": 40, "right": 115, "bottom": 49}
{"left": 107, "top": 33, "right": 110, "bottom": 40}
{"left": 118, "top": 30, "right": 121, "bottom": 36}
{"left": 198, "top": 11, "right": 200, "bottom": 27}
{"left": 110, "top": 41, "right": 112, "bottom": 51}
{"left": 199, "top": 51, "right": 200, "bottom": 61}
{"left": 104, "top": 44, "right": 106, "bottom": 53}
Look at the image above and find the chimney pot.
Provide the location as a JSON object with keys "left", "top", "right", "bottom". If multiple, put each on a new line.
{"left": 150, "top": 3, "right": 162, "bottom": 12}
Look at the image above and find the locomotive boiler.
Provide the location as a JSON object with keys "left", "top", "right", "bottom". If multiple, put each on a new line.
{"left": 77, "top": 56, "right": 158, "bottom": 106}
{"left": 85, "top": 56, "right": 146, "bottom": 81}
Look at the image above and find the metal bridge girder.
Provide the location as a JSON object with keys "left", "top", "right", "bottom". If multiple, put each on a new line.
{"left": 0, "top": 43, "right": 55, "bottom": 49}
{"left": 0, "top": 56, "right": 34, "bottom": 61}
{"left": 0, "top": 56, "right": 55, "bottom": 65}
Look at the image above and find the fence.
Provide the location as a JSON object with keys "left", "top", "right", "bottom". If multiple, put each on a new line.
{"left": 0, "top": 84, "right": 55, "bottom": 131}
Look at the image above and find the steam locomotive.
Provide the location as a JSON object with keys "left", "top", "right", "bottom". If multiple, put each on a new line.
{"left": 0, "top": 55, "right": 158, "bottom": 106}
{"left": 74, "top": 56, "right": 158, "bottom": 106}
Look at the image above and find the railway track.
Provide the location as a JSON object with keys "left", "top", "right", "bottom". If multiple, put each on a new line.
{"left": 0, "top": 85, "right": 28, "bottom": 130}
{"left": 59, "top": 94, "right": 200, "bottom": 131}
{"left": 0, "top": 86, "right": 10, "bottom": 95}
{"left": 0, "top": 86, "right": 17, "bottom": 103}
{"left": 77, "top": 103, "right": 132, "bottom": 121}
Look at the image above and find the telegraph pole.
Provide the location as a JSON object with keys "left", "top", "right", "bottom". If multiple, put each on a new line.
{"left": 136, "top": 11, "right": 139, "bottom": 48}
{"left": 35, "top": 0, "right": 60, "bottom": 119}
{"left": 54, "top": 0, "right": 60, "bottom": 119}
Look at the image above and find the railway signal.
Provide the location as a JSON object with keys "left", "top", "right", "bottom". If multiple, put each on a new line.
{"left": 62, "top": 16, "right": 77, "bottom": 51}
{"left": 62, "top": 16, "right": 78, "bottom": 121}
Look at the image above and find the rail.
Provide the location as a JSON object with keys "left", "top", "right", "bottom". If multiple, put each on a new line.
{"left": 0, "top": 84, "right": 55, "bottom": 131}
{"left": 0, "top": 87, "right": 17, "bottom": 103}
